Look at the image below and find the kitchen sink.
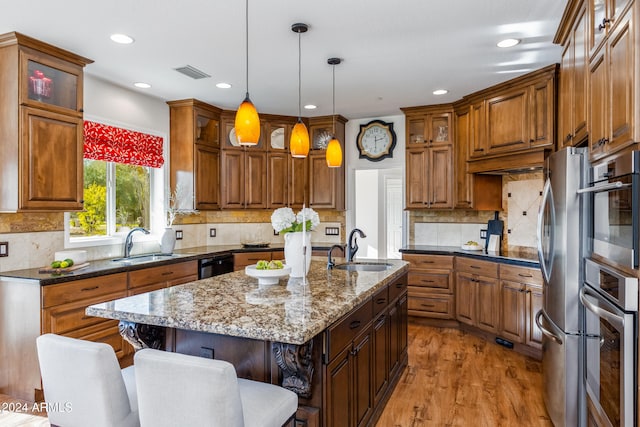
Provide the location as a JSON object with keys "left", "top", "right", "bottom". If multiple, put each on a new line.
{"left": 333, "top": 262, "right": 392, "bottom": 272}
{"left": 111, "top": 253, "right": 180, "bottom": 265}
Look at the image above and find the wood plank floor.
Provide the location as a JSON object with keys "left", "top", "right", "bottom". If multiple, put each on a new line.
{"left": 0, "top": 394, "right": 49, "bottom": 426}
{"left": 376, "top": 323, "right": 552, "bottom": 427}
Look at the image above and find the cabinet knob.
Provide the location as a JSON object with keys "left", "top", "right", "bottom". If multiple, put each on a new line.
{"left": 598, "top": 18, "right": 611, "bottom": 31}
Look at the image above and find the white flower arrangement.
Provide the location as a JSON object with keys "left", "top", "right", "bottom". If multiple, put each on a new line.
{"left": 271, "top": 207, "right": 320, "bottom": 234}
{"left": 166, "top": 184, "right": 198, "bottom": 227}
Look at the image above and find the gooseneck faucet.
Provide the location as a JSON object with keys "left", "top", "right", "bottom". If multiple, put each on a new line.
{"left": 327, "top": 244, "right": 345, "bottom": 269}
{"left": 124, "top": 227, "right": 150, "bottom": 258}
{"left": 346, "top": 228, "right": 366, "bottom": 262}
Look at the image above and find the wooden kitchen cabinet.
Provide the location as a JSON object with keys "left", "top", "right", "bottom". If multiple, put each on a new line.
{"left": 588, "top": 5, "right": 636, "bottom": 160}
{"left": 266, "top": 121, "right": 293, "bottom": 208}
{"left": 405, "top": 145, "right": 453, "bottom": 209}
{"left": 455, "top": 258, "right": 499, "bottom": 334}
{"left": 403, "top": 254, "right": 455, "bottom": 319}
{"left": 498, "top": 264, "right": 544, "bottom": 350}
{"left": 405, "top": 110, "right": 452, "bottom": 146}
{"left": 453, "top": 103, "right": 502, "bottom": 210}
{"left": 587, "top": 0, "right": 633, "bottom": 58}
{"left": 0, "top": 32, "right": 92, "bottom": 212}
{"left": 557, "top": 2, "right": 589, "bottom": 148}
{"left": 233, "top": 250, "right": 284, "bottom": 271}
{"left": 308, "top": 116, "right": 347, "bottom": 210}
{"left": 128, "top": 260, "right": 198, "bottom": 295}
{"left": 168, "top": 99, "right": 222, "bottom": 210}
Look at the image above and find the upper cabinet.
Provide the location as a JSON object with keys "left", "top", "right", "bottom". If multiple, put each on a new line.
{"left": 168, "top": 99, "right": 222, "bottom": 210}
{"left": 464, "top": 65, "right": 557, "bottom": 173}
{"left": 0, "top": 32, "right": 92, "bottom": 212}
{"left": 402, "top": 105, "right": 454, "bottom": 209}
{"left": 308, "top": 116, "right": 347, "bottom": 210}
{"left": 587, "top": 0, "right": 633, "bottom": 58}
{"left": 558, "top": 3, "right": 588, "bottom": 148}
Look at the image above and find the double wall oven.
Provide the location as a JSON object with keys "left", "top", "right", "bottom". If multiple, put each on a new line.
{"left": 580, "top": 259, "right": 637, "bottom": 427}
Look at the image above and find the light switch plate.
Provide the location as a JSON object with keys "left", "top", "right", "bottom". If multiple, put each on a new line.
{"left": 175, "top": 230, "right": 183, "bottom": 240}
{"left": 209, "top": 228, "right": 216, "bottom": 237}
{"left": 0, "top": 242, "right": 7, "bottom": 257}
{"left": 325, "top": 227, "right": 339, "bottom": 236}
{"left": 480, "top": 229, "right": 487, "bottom": 239}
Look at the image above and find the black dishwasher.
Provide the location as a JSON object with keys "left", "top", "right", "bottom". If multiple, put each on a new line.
{"left": 198, "top": 253, "right": 234, "bottom": 279}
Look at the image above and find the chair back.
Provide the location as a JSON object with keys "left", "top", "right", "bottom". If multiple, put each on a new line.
{"left": 36, "top": 333, "right": 139, "bottom": 427}
{"left": 134, "top": 348, "right": 245, "bottom": 427}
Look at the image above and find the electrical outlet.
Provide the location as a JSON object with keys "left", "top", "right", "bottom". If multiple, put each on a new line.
{"left": 0, "top": 242, "right": 7, "bottom": 257}
{"left": 325, "top": 227, "right": 339, "bottom": 236}
{"left": 175, "top": 230, "right": 183, "bottom": 240}
{"left": 274, "top": 230, "right": 279, "bottom": 236}
{"left": 480, "top": 229, "right": 487, "bottom": 239}
{"left": 199, "top": 347, "right": 214, "bottom": 359}
{"left": 209, "top": 228, "right": 216, "bottom": 237}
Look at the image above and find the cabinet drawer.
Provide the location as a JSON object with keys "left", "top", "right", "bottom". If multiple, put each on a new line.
{"left": 408, "top": 271, "right": 452, "bottom": 293}
{"left": 499, "top": 264, "right": 542, "bottom": 284}
{"left": 128, "top": 281, "right": 168, "bottom": 296}
{"left": 326, "top": 299, "right": 373, "bottom": 362}
{"left": 42, "top": 273, "right": 127, "bottom": 308}
{"left": 65, "top": 321, "right": 128, "bottom": 361}
{"left": 233, "top": 251, "right": 273, "bottom": 271}
{"left": 372, "top": 285, "right": 389, "bottom": 317}
{"left": 408, "top": 295, "right": 454, "bottom": 319}
{"left": 42, "top": 290, "right": 127, "bottom": 334}
{"left": 403, "top": 254, "right": 453, "bottom": 270}
{"left": 389, "top": 275, "right": 408, "bottom": 302}
{"left": 129, "top": 261, "right": 197, "bottom": 288}
{"left": 455, "top": 257, "right": 498, "bottom": 278}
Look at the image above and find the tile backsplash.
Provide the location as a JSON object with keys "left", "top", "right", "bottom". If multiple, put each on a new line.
{"left": 506, "top": 179, "right": 543, "bottom": 248}
{"left": 414, "top": 223, "right": 485, "bottom": 247}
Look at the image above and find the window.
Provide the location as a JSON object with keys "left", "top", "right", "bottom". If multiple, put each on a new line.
{"left": 66, "top": 119, "right": 165, "bottom": 246}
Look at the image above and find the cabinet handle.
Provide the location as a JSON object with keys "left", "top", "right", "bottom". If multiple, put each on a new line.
{"left": 565, "top": 133, "right": 573, "bottom": 142}
{"left": 161, "top": 271, "right": 174, "bottom": 276}
{"left": 518, "top": 273, "right": 533, "bottom": 278}
{"left": 349, "top": 320, "right": 361, "bottom": 329}
{"left": 477, "top": 148, "right": 484, "bottom": 152}
{"left": 518, "top": 288, "right": 527, "bottom": 293}
{"left": 396, "top": 283, "right": 405, "bottom": 288}
{"left": 350, "top": 348, "right": 358, "bottom": 356}
{"left": 470, "top": 265, "right": 481, "bottom": 269}
{"left": 376, "top": 298, "right": 386, "bottom": 305}
{"left": 529, "top": 138, "right": 534, "bottom": 143}
{"left": 598, "top": 17, "right": 611, "bottom": 31}
{"left": 81, "top": 286, "right": 99, "bottom": 292}
{"left": 420, "top": 261, "right": 434, "bottom": 264}
{"left": 420, "top": 304, "right": 435, "bottom": 308}
{"left": 421, "top": 279, "right": 435, "bottom": 283}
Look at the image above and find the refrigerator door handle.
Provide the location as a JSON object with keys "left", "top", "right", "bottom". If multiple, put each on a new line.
{"left": 535, "top": 310, "right": 563, "bottom": 345}
{"left": 576, "top": 181, "right": 630, "bottom": 194}
{"left": 537, "top": 178, "right": 555, "bottom": 283}
{"left": 580, "top": 287, "right": 625, "bottom": 330}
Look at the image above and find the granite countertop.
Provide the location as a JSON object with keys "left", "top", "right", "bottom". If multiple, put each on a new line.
{"left": 400, "top": 245, "right": 540, "bottom": 267}
{"left": 86, "top": 259, "right": 409, "bottom": 345}
{"left": 0, "top": 243, "right": 344, "bottom": 285}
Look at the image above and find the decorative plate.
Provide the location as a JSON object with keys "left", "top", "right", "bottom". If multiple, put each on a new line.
{"left": 229, "top": 128, "right": 240, "bottom": 147}
{"left": 270, "top": 128, "right": 285, "bottom": 149}
{"left": 245, "top": 264, "right": 291, "bottom": 286}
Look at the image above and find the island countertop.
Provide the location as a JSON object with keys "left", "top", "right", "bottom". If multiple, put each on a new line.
{"left": 86, "top": 259, "right": 409, "bottom": 345}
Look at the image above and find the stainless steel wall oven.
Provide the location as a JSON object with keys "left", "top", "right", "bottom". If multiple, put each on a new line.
{"left": 582, "top": 151, "right": 640, "bottom": 270}
{"left": 580, "top": 259, "right": 637, "bottom": 427}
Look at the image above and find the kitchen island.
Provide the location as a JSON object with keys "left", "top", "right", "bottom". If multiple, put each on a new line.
{"left": 87, "top": 259, "right": 409, "bottom": 427}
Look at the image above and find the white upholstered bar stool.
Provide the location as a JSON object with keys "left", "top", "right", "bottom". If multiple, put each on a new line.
{"left": 36, "top": 333, "right": 139, "bottom": 427}
{"left": 134, "top": 348, "right": 298, "bottom": 427}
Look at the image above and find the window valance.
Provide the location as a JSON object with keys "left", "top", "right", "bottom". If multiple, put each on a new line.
{"left": 83, "top": 120, "right": 164, "bottom": 168}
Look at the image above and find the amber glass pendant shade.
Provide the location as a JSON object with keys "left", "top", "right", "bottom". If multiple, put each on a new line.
{"left": 290, "top": 120, "right": 310, "bottom": 158}
{"left": 326, "top": 137, "right": 342, "bottom": 167}
{"left": 235, "top": 95, "right": 260, "bottom": 146}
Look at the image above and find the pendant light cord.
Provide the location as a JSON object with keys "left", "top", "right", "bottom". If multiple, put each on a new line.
{"left": 332, "top": 63, "right": 336, "bottom": 135}
{"left": 245, "top": 0, "right": 249, "bottom": 97}
{"left": 297, "top": 31, "right": 302, "bottom": 118}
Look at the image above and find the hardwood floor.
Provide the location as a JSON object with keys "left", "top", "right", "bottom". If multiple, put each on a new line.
{"left": 376, "top": 322, "right": 552, "bottom": 427}
{"left": 0, "top": 393, "right": 49, "bottom": 426}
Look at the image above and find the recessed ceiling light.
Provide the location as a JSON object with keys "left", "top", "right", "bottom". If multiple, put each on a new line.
{"left": 497, "top": 38, "right": 521, "bottom": 48}
{"left": 134, "top": 82, "right": 151, "bottom": 89}
{"left": 216, "top": 82, "right": 232, "bottom": 89}
{"left": 433, "top": 89, "right": 448, "bottom": 95}
{"left": 304, "top": 104, "right": 317, "bottom": 110}
{"left": 110, "top": 33, "right": 134, "bottom": 44}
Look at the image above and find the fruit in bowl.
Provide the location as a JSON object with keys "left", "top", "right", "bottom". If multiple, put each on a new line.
{"left": 256, "top": 260, "right": 284, "bottom": 270}
{"left": 465, "top": 241, "right": 480, "bottom": 247}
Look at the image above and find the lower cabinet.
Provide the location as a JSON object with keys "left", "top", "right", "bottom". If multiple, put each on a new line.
{"left": 324, "top": 274, "right": 408, "bottom": 427}
{"left": 403, "top": 254, "right": 455, "bottom": 319}
{"left": 455, "top": 258, "right": 500, "bottom": 334}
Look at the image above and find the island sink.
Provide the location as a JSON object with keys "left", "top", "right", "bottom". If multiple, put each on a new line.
{"left": 332, "top": 261, "right": 393, "bottom": 271}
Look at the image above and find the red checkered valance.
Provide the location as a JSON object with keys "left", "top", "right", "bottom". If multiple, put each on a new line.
{"left": 83, "top": 120, "right": 165, "bottom": 168}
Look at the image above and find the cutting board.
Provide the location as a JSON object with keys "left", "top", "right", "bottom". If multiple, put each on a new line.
{"left": 485, "top": 211, "right": 504, "bottom": 252}
{"left": 39, "top": 262, "right": 90, "bottom": 274}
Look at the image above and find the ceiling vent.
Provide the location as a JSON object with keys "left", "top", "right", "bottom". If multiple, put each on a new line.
{"left": 173, "top": 65, "right": 211, "bottom": 80}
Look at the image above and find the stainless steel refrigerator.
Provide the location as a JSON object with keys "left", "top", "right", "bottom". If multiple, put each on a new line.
{"left": 535, "top": 147, "right": 588, "bottom": 427}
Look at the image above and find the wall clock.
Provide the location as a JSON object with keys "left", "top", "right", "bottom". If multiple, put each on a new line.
{"left": 356, "top": 120, "right": 397, "bottom": 161}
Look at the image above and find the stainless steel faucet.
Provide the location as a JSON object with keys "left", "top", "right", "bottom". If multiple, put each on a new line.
{"left": 346, "top": 228, "right": 366, "bottom": 262}
{"left": 327, "top": 244, "right": 344, "bottom": 269}
{"left": 124, "top": 227, "right": 150, "bottom": 258}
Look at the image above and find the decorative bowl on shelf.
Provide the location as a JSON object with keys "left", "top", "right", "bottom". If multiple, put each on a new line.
{"left": 461, "top": 243, "right": 483, "bottom": 251}
{"left": 245, "top": 264, "right": 291, "bottom": 286}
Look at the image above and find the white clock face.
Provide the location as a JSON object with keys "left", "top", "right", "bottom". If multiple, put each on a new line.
{"left": 361, "top": 126, "right": 391, "bottom": 156}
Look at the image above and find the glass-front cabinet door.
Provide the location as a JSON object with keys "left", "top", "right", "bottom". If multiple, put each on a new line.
{"left": 195, "top": 111, "right": 219, "bottom": 148}
{"left": 20, "top": 50, "right": 83, "bottom": 115}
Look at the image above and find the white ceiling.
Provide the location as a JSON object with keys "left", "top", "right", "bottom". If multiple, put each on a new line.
{"left": 2, "top": 0, "right": 568, "bottom": 120}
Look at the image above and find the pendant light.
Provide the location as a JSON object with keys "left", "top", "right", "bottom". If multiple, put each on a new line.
{"left": 235, "top": 0, "right": 260, "bottom": 146}
{"left": 290, "top": 23, "right": 310, "bottom": 158}
{"left": 326, "top": 58, "right": 343, "bottom": 168}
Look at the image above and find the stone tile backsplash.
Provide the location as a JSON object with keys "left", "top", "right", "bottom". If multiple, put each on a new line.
{"left": 414, "top": 223, "right": 485, "bottom": 247}
{"left": 506, "top": 179, "right": 542, "bottom": 248}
